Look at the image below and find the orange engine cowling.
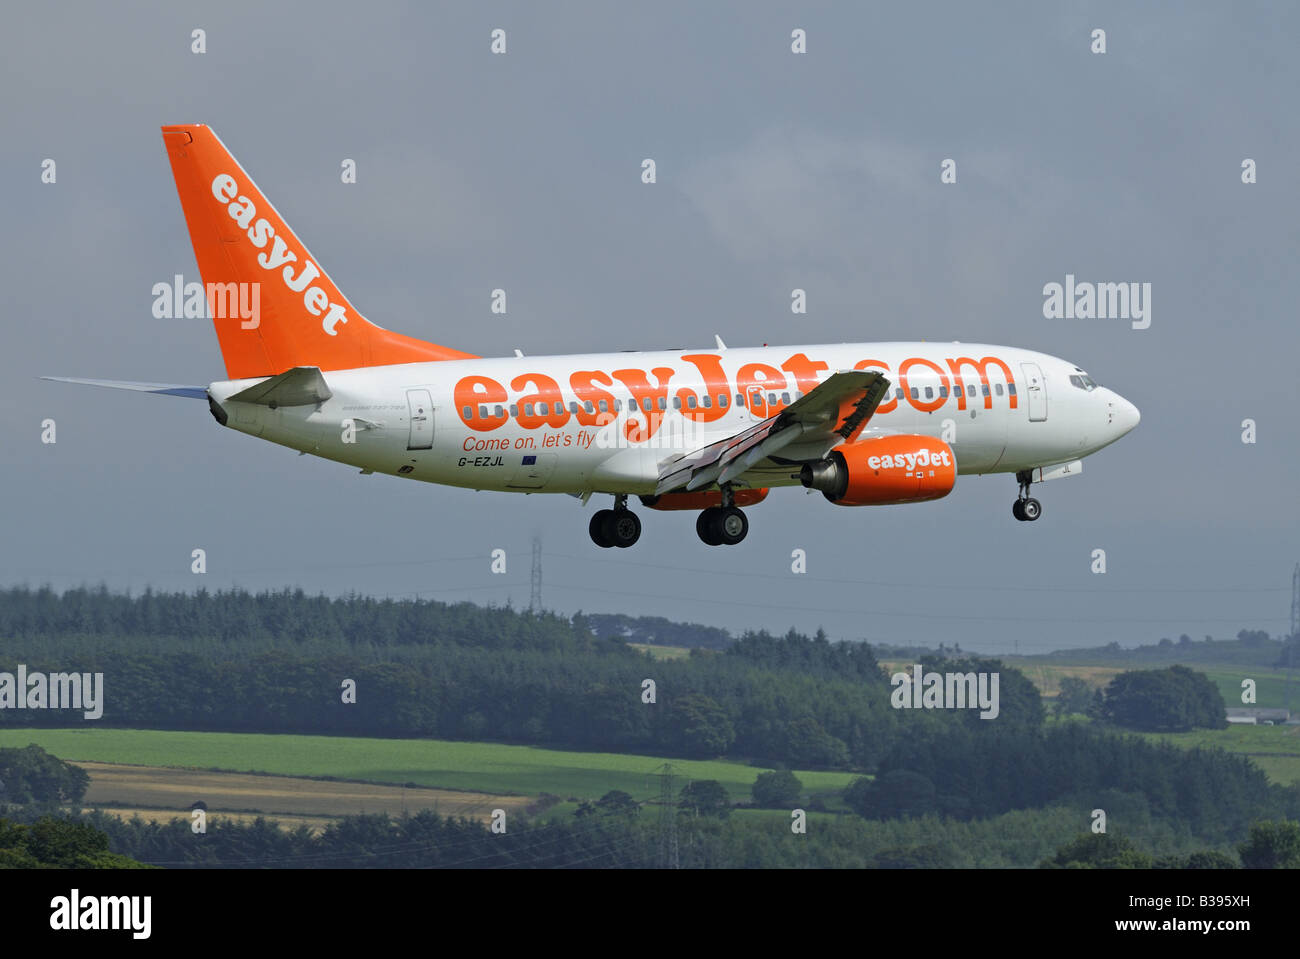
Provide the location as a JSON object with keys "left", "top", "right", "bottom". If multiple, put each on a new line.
{"left": 640, "top": 488, "right": 769, "bottom": 511}
{"left": 799, "top": 435, "right": 956, "bottom": 506}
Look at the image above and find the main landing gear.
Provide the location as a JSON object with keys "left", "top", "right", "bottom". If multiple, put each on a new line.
{"left": 696, "top": 485, "right": 749, "bottom": 546}
{"left": 589, "top": 494, "right": 642, "bottom": 548}
{"left": 588, "top": 486, "right": 751, "bottom": 548}
{"left": 1012, "top": 470, "right": 1042, "bottom": 522}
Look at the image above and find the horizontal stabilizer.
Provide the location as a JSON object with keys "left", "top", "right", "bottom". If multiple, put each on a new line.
{"left": 41, "top": 376, "right": 207, "bottom": 399}
{"left": 227, "top": 366, "right": 332, "bottom": 407}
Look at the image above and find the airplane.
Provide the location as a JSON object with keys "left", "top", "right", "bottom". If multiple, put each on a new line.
{"left": 46, "top": 125, "right": 1140, "bottom": 549}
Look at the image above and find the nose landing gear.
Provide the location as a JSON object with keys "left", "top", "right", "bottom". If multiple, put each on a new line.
{"left": 589, "top": 494, "right": 642, "bottom": 548}
{"left": 1012, "top": 470, "right": 1042, "bottom": 522}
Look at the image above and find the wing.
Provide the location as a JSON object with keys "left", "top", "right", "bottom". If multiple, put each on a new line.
{"left": 41, "top": 376, "right": 208, "bottom": 399}
{"left": 655, "top": 369, "right": 891, "bottom": 494}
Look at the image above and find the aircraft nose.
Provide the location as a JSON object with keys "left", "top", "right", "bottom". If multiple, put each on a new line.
{"left": 1112, "top": 394, "right": 1140, "bottom": 436}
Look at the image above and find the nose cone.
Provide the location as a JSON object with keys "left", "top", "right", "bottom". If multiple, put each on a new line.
{"left": 1112, "top": 394, "right": 1140, "bottom": 437}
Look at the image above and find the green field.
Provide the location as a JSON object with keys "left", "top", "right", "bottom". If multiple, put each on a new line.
{"left": 1006, "top": 658, "right": 1299, "bottom": 712}
{"left": 626, "top": 643, "right": 693, "bottom": 661}
{"left": 0, "top": 728, "right": 860, "bottom": 804}
{"left": 1135, "top": 723, "right": 1300, "bottom": 786}
{"left": 1198, "top": 667, "right": 1299, "bottom": 713}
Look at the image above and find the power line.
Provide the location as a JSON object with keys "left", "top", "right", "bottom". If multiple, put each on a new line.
{"left": 546, "top": 551, "right": 1288, "bottom": 595}
{"left": 540, "top": 580, "right": 1287, "bottom": 626}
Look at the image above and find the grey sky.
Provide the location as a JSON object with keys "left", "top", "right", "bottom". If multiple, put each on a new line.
{"left": 2, "top": 2, "right": 1296, "bottom": 653}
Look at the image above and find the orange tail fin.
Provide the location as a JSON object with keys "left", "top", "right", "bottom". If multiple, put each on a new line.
{"left": 161, "top": 124, "right": 475, "bottom": 380}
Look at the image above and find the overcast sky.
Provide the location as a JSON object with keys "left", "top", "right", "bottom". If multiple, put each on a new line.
{"left": 2, "top": 2, "right": 1296, "bottom": 654}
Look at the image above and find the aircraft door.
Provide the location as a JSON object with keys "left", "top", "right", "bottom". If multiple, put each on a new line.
{"left": 407, "top": 389, "right": 434, "bottom": 449}
{"left": 1021, "top": 363, "right": 1047, "bottom": 422}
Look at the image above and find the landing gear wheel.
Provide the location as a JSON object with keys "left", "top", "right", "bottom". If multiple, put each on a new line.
{"left": 1012, "top": 470, "right": 1042, "bottom": 523}
{"left": 605, "top": 509, "right": 642, "bottom": 548}
{"left": 717, "top": 506, "right": 748, "bottom": 545}
{"left": 589, "top": 510, "right": 615, "bottom": 547}
{"left": 696, "top": 507, "right": 723, "bottom": 546}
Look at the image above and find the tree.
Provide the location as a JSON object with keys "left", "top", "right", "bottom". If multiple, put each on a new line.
{"left": 1040, "top": 833, "right": 1153, "bottom": 869}
{"left": 0, "top": 745, "right": 89, "bottom": 804}
{"left": 594, "top": 790, "right": 640, "bottom": 818}
{"left": 871, "top": 844, "right": 956, "bottom": 868}
{"left": 1182, "top": 850, "right": 1239, "bottom": 869}
{"left": 0, "top": 817, "right": 147, "bottom": 868}
{"left": 679, "top": 780, "right": 730, "bottom": 818}
{"left": 1102, "top": 665, "right": 1226, "bottom": 732}
{"left": 751, "top": 770, "right": 802, "bottom": 808}
{"left": 843, "top": 771, "right": 936, "bottom": 820}
{"left": 1237, "top": 629, "right": 1271, "bottom": 648}
{"left": 781, "top": 717, "right": 849, "bottom": 767}
{"left": 1238, "top": 820, "right": 1300, "bottom": 869}
{"left": 668, "top": 694, "right": 736, "bottom": 757}
{"left": 1054, "top": 677, "right": 1095, "bottom": 717}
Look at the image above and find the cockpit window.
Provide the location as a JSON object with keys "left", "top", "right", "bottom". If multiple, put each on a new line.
{"left": 1070, "top": 373, "right": 1098, "bottom": 391}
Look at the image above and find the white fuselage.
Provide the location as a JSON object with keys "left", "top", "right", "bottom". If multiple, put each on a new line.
{"left": 207, "top": 342, "right": 1140, "bottom": 497}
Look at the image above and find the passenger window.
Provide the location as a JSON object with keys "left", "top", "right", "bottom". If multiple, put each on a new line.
{"left": 736, "top": 394, "right": 744, "bottom": 407}
{"left": 658, "top": 397, "right": 667, "bottom": 410}
{"left": 510, "top": 404, "right": 519, "bottom": 416}
{"left": 924, "top": 387, "right": 933, "bottom": 399}
{"left": 585, "top": 400, "right": 595, "bottom": 413}
{"left": 981, "top": 385, "right": 990, "bottom": 396}
{"left": 524, "top": 403, "right": 535, "bottom": 416}
{"left": 597, "top": 400, "right": 607, "bottom": 413}
{"left": 687, "top": 395, "right": 697, "bottom": 409}
{"left": 895, "top": 388, "right": 904, "bottom": 400}
{"left": 643, "top": 397, "right": 652, "bottom": 411}
{"left": 462, "top": 406, "right": 473, "bottom": 419}
{"left": 781, "top": 392, "right": 791, "bottom": 404}
{"left": 569, "top": 401, "right": 580, "bottom": 414}
{"left": 768, "top": 392, "right": 778, "bottom": 406}
{"left": 718, "top": 394, "right": 728, "bottom": 408}
{"left": 967, "top": 385, "right": 976, "bottom": 397}
{"left": 995, "top": 384, "right": 1004, "bottom": 396}
{"left": 939, "top": 386, "right": 949, "bottom": 398}
{"left": 702, "top": 395, "right": 712, "bottom": 408}
{"left": 910, "top": 387, "right": 919, "bottom": 399}
{"left": 1007, "top": 384, "right": 1017, "bottom": 396}
{"left": 478, "top": 405, "right": 488, "bottom": 418}
{"left": 495, "top": 405, "right": 504, "bottom": 417}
